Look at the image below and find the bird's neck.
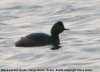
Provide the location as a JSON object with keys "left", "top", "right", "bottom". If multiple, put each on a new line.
{"left": 51, "top": 34, "right": 60, "bottom": 46}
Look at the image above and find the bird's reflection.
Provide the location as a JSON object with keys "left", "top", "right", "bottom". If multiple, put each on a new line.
{"left": 51, "top": 46, "right": 62, "bottom": 50}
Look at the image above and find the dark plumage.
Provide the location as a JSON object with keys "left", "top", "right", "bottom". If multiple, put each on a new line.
{"left": 15, "top": 21, "right": 69, "bottom": 47}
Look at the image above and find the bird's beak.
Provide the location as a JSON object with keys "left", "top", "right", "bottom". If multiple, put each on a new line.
{"left": 64, "top": 28, "right": 69, "bottom": 30}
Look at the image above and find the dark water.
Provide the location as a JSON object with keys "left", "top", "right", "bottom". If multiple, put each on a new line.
{"left": 0, "top": 0, "right": 100, "bottom": 72}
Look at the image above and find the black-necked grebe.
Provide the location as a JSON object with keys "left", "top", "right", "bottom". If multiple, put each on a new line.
{"left": 15, "top": 21, "right": 69, "bottom": 47}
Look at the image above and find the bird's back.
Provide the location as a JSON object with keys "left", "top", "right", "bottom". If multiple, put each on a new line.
{"left": 15, "top": 33, "right": 52, "bottom": 47}
{"left": 26, "top": 33, "right": 51, "bottom": 45}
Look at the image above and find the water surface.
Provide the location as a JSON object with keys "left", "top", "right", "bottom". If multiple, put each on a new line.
{"left": 0, "top": 0, "right": 100, "bottom": 72}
